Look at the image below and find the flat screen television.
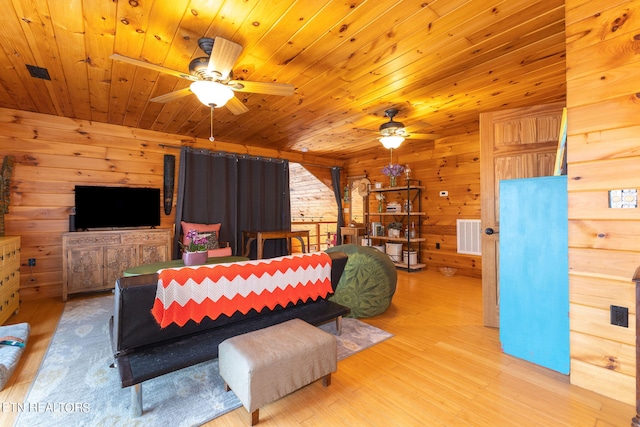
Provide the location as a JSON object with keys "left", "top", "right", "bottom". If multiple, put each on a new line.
{"left": 74, "top": 185, "right": 161, "bottom": 230}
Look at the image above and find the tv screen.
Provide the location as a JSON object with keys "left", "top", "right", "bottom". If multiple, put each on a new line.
{"left": 74, "top": 186, "right": 161, "bottom": 230}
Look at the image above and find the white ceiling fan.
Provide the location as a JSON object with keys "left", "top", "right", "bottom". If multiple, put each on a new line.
{"left": 110, "top": 36, "right": 295, "bottom": 115}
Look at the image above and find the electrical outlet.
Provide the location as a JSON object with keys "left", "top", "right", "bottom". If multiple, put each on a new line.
{"left": 28, "top": 258, "right": 36, "bottom": 267}
{"left": 610, "top": 305, "right": 628, "bottom": 328}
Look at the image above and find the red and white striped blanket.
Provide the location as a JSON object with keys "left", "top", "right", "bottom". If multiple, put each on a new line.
{"left": 150, "top": 252, "right": 333, "bottom": 328}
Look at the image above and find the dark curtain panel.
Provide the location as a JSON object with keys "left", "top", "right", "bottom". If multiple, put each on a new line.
{"left": 331, "top": 166, "right": 344, "bottom": 243}
{"left": 174, "top": 147, "right": 290, "bottom": 260}
{"left": 237, "top": 156, "right": 290, "bottom": 259}
{"left": 173, "top": 148, "right": 238, "bottom": 258}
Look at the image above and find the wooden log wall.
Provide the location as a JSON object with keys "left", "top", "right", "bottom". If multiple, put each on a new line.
{"left": 344, "top": 132, "right": 482, "bottom": 278}
{"left": 0, "top": 107, "right": 341, "bottom": 300}
{"left": 565, "top": 0, "right": 640, "bottom": 406}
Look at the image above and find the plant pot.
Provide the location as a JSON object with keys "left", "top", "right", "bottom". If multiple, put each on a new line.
{"left": 182, "top": 250, "right": 208, "bottom": 266}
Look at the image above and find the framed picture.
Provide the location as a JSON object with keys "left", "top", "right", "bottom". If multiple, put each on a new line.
{"left": 553, "top": 107, "right": 567, "bottom": 176}
{"left": 371, "top": 222, "right": 383, "bottom": 236}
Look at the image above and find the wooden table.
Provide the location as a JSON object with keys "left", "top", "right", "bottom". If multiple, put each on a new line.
{"left": 340, "top": 226, "right": 366, "bottom": 245}
{"left": 242, "top": 230, "right": 310, "bottom": 259}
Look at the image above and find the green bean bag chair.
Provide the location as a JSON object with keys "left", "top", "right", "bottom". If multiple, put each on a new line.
{"left": 325, "top": 244, "right": 397, "bottom": 318}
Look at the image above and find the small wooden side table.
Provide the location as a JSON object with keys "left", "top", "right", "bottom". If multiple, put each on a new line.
{"left": 340, "top": 227, "right": 366, "bottom": 245}
{"left": 242, "top": 230, "right": 310, "bottom": 259}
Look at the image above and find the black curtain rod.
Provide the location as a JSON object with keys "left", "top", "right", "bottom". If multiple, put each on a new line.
{"left": 158, "top": 143, "right": 341, "bottom": 169}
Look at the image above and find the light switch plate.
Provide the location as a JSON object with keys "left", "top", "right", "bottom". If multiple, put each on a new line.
{"left": 609, "top": 189, "right": 638, "bottom": 208}
{"left": 439, "top": 190, "right": 448, "bottom": 197}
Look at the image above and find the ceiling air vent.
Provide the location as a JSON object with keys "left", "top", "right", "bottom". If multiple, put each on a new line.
{"left": 26, "top": 64, "right": 51, "bottom": 80}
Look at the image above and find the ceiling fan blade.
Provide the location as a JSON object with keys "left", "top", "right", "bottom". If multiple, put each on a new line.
{"left": 110, "top": 54, "right": 197, "bottom": 81}
{"left": 225, "top": 96, "right": 249, "bottom": 115}
{"left": 229, "top": 80, "right": 294, "bottom": 96}
{"left": 150, "top": 87, "right": 193, "bottom": 103}
{"left": 207, "top": 37, "right": 243, "bottom": 80}
{"left": 407, "top": 133, "right": 441, "bottom": 140}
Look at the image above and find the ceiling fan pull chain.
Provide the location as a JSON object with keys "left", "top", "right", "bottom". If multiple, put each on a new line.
{"left": 209, "top": 106, "right": 215, "bottom": 142}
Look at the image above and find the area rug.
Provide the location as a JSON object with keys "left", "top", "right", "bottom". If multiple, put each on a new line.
{"left": 14, "top": 295, "right": 392, "bottom": 427}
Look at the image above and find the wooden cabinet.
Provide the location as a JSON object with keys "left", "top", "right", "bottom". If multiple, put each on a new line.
{"left": 366, "top": 180, "right": 425, "bottom": 271}
{"left": 0, "top": 236, "right": 20, "bottom": 325}
{"left": 62, "top": 229, "right": 172, "bottom": 301}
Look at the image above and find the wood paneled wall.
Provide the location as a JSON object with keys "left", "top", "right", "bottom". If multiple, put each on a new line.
{"left": 0, "top": 107, "right": 341, "bottom": 300}
{"left": 565, "top": 0, "right": 640, "bottom": 405}
{"left": 344, "top": 133, "right": 482, "bottom": 277}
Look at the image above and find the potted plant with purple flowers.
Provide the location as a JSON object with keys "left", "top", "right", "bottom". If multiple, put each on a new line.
{"left": 180, "top": 229, "right": 210, "bottom": 266}
{"left": 381, "top": 163, "right": 405, "bottom": 187}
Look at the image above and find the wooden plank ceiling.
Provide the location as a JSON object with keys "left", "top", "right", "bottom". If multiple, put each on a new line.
{"left": 0, "top": 0, "right": 566, "bottom": 160}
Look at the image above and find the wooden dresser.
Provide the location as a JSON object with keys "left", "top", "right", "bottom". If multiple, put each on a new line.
{"left": 62, "top": 229, "right": 172, "bottom": 301}
{"left": 0, "top": 236, "right": 20, "bottom": 325}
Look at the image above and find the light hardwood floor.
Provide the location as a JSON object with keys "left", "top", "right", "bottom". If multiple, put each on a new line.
{"left": 1, "top": 270, "right": 634, "bottom": 426}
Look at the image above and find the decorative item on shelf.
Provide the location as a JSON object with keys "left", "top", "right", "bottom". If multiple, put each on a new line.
{"left": 180, "top": 229, "right": 210, "bottom": 266}
{"left": 404, "top": 164, "right": 411, "bottom": 181}
{"left": 375, "top": 193, "right": 385, "bottom": 213}
{"left": 381, "top": 163, "right": 404, "bottom": 187}
{"left": 388, "top": 222, "right": 403, "bottom": 238}
{"left": 386, "top": 202, "right": 401, "bottom": 213}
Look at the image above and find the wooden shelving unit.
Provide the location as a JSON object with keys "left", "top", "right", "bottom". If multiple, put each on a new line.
{"left": 365, "top": 179, "right": 425, "bottom": 271}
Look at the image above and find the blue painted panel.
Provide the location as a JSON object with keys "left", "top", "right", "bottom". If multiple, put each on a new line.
{"left": 499, "top": 176, "right": 569, "bottom": 374}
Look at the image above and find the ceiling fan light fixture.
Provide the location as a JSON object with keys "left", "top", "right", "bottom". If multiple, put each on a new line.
{"left": 190, "top": 80, "right": 234, "bottom": 108}
{"left": 380, "top": 135, "right": 405, "bottom": 149}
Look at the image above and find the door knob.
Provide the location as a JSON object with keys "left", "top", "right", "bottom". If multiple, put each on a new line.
{"left": 485, "top": 228, "right": 495, "bottom": 235}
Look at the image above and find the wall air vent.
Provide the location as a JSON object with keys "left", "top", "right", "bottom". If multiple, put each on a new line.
{"left": 457, "top": 219, "right": 482, "bottom": 255}
{"left": 26, "top": 64, "right": 51, "bottom": 80}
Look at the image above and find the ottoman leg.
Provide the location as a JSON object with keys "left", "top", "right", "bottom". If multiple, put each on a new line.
{"left": 322, "top": 373, "right": 332, "bottom": 387}
{"left": 251, "top": 409, "right": 259, "bottom": 426}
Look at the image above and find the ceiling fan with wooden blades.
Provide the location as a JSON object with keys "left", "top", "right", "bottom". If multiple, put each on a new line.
{"left": 110, "top": 36, "right": 295, "bottom": 115}
{"left": 356, "top": 108, "right": 441, "bottom": 148}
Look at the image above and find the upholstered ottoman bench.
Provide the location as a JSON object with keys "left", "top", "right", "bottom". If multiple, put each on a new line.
{"left": 219, "top": 318, "right": 337, "bottom": 425}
